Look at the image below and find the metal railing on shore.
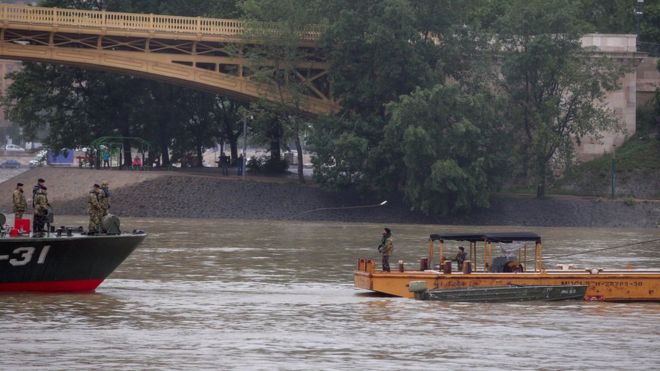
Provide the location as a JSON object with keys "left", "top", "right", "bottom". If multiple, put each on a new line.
{"left": 0, "top": 4, "right": 321, "bottom": 41}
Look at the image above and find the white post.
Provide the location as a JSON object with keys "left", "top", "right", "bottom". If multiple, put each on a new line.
{"left": 242, "top": 117, "right": 247, "bottom": 179}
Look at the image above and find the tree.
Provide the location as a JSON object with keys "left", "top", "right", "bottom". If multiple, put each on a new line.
{"left": 384, "top": 84, "right": 510, "bottom": 214}
{"left": 239, "top": 0, "right": 325, "bottom": 182}
{"left": 494, "top": 0, "right": 626, "bottom": 198}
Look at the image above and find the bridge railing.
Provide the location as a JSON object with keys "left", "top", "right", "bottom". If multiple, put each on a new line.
{"left": 0, "top": 4, "right": 320, "bottom": 41}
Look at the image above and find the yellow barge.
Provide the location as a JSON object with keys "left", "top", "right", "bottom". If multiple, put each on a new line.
{"left": 354, "top": 232, "right": 660, "bottom": 301}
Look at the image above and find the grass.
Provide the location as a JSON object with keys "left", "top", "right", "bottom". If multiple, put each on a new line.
{"left": 555, "top": 135, "right": 660, "bottom": 198}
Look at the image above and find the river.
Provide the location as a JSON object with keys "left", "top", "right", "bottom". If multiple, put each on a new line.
{"left": 1, "top": 216, "right": 659, "bottom": 370}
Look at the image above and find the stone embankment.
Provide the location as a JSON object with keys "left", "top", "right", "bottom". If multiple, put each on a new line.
{"left": 0, "top": 167, "right": 658, "bottom": 228}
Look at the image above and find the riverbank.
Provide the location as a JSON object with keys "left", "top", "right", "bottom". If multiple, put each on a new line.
{"left": 0, "top": 167, "right": 657, "bottom": 228}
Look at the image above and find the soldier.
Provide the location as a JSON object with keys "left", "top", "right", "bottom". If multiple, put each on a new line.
{"left": 33, "top": 185, "right": 49, "bottom": 235}
{"left": 100, "top": 181, "right": 111, "bottom": 216}
{"left": 453, "top": 246, "right": 467, "bottom": 270}
{"left": 377, "top": 227, "right": 394, "bottom": 272}
{"left": 87, "top": 184, "right": 103, "bottom": 234}
{"left": 12, "top": 182, "right": 27, "bottom": 219}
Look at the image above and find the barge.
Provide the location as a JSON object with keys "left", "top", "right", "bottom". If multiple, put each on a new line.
{"left": 354, "top": 232, "right": 660, "bottom": 301}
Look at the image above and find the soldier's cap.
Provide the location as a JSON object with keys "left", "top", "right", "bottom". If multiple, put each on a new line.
{"left": 101, "top": 181, "right": 108, "bottom": 186}
{"left": 16, "top": 182, "right": 23, "bottom": 186}
{"left": 93, "top": 183, "right": 100, "bottom": 188}
{"left": 384, "top": 227, "right": 391, "bottom": 234}
{"left": 38, "top": 178, "right": 45, "bottom": 183}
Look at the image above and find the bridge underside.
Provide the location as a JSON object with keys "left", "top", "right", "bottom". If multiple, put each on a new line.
{"left": 0, "top": 28, "right": 338, "bottom": 114}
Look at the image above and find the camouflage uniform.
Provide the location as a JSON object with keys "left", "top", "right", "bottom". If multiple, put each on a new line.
{"left": 100, "top": 183, "right": 110, "bottom": 217}
{"left": 87, "top": 188, "right": 103, "bottom": 234}
{"left": 12, "top": 189, "right": 27, "bottom": 219}
{"left": 33, "top": 188, "right": 49, "bottom": 233}
{"left": 380, "top": 236, "right": 394, "bottom": 272}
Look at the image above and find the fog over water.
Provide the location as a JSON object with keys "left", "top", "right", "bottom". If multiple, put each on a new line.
{"left": 1, "top": 216, "right": 659, "bottom": 370}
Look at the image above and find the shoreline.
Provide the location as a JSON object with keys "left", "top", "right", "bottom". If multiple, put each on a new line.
{"left": 0, "top": 168, "right": 657, "bottom": 228}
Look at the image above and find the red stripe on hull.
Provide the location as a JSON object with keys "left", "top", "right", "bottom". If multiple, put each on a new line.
{"left": 0, "top": 279, "right": 103, "bottom": 292}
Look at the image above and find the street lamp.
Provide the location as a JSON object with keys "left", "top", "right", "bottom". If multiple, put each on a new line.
{"left": 611, "top": 144, "right": 617, "bottom": 199}
{"left": 634, "top": 0, "right": 644, "bottom": 43}
{"left": 241, "top": 115, "right": 253, "bottom": 179}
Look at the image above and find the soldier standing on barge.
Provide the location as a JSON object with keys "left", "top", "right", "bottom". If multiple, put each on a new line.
{"left": 378, "top": 227, "right": 394, "bottom": 272}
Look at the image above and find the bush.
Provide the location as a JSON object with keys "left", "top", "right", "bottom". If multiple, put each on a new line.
{"left": 247, "top": 156, "right": 265, "bottom": 172}
{"left": 247, "top": 155, "right": 288, "bottom": 174}
{"left": 263, "top": 157, "right": 288, "bottom": 174}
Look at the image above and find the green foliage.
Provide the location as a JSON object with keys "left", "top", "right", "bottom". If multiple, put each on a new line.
{"left": 308, "top": 116, "right": 370, "bottom": 189}
{"left": 321, "top": 0, "right": 434, "bottom": 118}
{"left": 385, "top": 84, "right": 510, "bottom": 214}
{"left": 494, "top": 0, "right": 625, "bottom": 196}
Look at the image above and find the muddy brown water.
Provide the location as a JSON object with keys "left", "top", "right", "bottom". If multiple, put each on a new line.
{"left": 1, "top": 216, "right": 659, "bottom": 370}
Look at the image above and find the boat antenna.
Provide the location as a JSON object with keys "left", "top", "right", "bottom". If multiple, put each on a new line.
{"left": 294, "top": 200, "right": 388, "bottom": 217}
{"left": 547, "top": 238, "right": 660, "bottom": 260}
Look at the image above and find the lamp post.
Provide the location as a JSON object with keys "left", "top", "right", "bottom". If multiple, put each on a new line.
{"left": 611, "top": 144, "right": 617, "bottom": 199}
{"left": 634, "top": 0, "right": 644, "bottom": 45}
{"left": 241, "top": 115, "right": 253, "bottom": 179}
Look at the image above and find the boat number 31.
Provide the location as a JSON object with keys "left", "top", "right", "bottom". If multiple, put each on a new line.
{"left": 0, "top": 245, "right": 50, "bottom": 266}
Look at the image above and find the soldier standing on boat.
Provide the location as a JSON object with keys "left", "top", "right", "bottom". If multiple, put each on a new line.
{"left": 31, "top": 178, "right": 45, "bottom": 231}
{"left": 378, "top": 227, "right": 394, "bottom": 272}
{"left": 12, "top": 182, "right": 27, "bottom": 219}
{"left": 33, "top": 185, "right": 49, "bottom": 235}
{"left": 100, "top": 181, "right": 111, "bottom": 216}
{"left": 87, "top": 184, "right": 103, "bottom": 234}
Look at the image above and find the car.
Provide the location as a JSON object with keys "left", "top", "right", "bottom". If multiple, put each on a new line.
{"left": 4, "top": 144, "right": 25, "bottom": 152}
{"left": 0, "top": 159, "right": 21, "bottom": 168}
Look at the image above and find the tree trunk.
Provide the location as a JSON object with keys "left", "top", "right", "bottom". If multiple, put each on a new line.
{"left": 294, "top": 132, "right": 305, "bottom": 184}
{"left": 270, "top": 119, "right": 282, "bottom": 162}
{"left": 229, "top": 137, "right": 239, "bottom": 166}
{"left": 195, "top": 143, "right": 204, "bottom": 167}
{"left": 536, "top": 161, "right": 546, "bottom": 199}
{"left": 292, "top": 118, "right": 305, "bottom": 184}
{"left": 123, "top": 140, "right": 132, "bottom": 168}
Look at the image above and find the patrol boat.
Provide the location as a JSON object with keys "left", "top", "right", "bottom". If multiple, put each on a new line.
{"left": 0, "top": 216, "right": 146, "bottom": 292}
{"left": 354, "top": 232, "right": 660, "bottom": 302}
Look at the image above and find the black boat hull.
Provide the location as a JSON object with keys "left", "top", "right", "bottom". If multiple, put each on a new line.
{"left": 0, "top": 233, "right": 146, "bottom": 292}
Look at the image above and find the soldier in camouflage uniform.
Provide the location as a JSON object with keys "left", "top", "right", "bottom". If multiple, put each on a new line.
{"left": 33, "top": 185, "right": 49, "bottom": 234}
{"left": 100, "top": 181, "right": 110, "bottom": 217}
{"left": 87, "top": 184, "right": 103, "bottom": 234}
{"left": 12, "top": 182, "right": 27, "bottom": 219}
{"left": 378, "top": 227, "right": 394, "bottom": 272}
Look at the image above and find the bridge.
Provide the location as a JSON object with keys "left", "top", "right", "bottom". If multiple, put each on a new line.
{"left": 0, "top": 5, "right": 337, "bottom": 114}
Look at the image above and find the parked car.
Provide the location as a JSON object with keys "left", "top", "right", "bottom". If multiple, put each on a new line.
{"left": 29, "top": 151, "right": 47, "bottom": 168}
{"left": 0, "top": 159, "right": 21, "bottom": 168}
{"left": 4, "top": 144, "right": 26, "bottom": 152}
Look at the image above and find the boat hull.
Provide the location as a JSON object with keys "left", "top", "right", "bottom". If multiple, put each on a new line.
{"left": 0, "top": 234, "right": 146, "bottom": 292}
{"left": 417, "top": 284, "right": 587, "bottom": 302}
{"left": 354, "top": 266, "right": 660, "bottom": 302}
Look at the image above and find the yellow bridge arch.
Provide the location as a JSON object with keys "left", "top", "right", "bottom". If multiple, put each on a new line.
{"left": 0, "top": 5, "right": 338, "bottom": 114}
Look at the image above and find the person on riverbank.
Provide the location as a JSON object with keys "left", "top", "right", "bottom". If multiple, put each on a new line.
{"left": 87, "top": 184, "right": 103, "bottom": 234}
{"left": 12, "top": 182, "right": 27, "bottom": 219}
{"left": 378, "top": 227, "right": 394, "bottom": 272}
{"left": 101, "top": 148, "right": 111, "bottom": 168}
{"left": 33, "top": 185, "right": 49, "bottom": 235}
{"left": 453, "top": 246, "right": 467, "bottom": 270}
